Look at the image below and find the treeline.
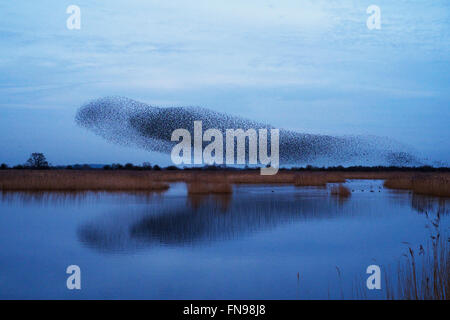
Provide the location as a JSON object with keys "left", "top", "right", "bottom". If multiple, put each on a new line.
{"left": 1, "top": 152, "right": 449, "bottom": 172}
{"left": 287, "top": 164, "right": 450, "bottom": 172}
{"left": 1, "top": 163, "right": 449, "bottom": 172}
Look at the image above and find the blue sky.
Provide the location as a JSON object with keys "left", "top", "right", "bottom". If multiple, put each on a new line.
{"left": 0, "top": 0, "right": 449, "bottom": 166}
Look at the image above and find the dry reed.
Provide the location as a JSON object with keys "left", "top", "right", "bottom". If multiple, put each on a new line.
{"left": 385, "top": 213, "right": 449, "bottom": 300}
{"left": 330, "top": 185, "right": 351, "bottom": 197}
{"left": 0, "top": 170, "right": 169, "bottom": 191}
{"left": 1, "top": 170, "right": 449, "bottom": 196}
{"left": 384, "top": 174, "right": 450, "bottom": 197}
{"left": 293, "top": 173, "right": 327, "bottom": 186}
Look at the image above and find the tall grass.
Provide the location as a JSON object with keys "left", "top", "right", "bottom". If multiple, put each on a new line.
{"left": 293, "top": 173, "right": 327, "bottom": 186}
{"left": 385, "top": 212, "right": 449, "bottom": 300}
{"left": 352, "top": 212, "right": 449, "bottom": 300}
{"left": 1, "top": 170, "right": 449, "bottom": 196}
{"left": 0, "top": 170, "right": 169, "bottom": 191}
{"left": 384, "top": 174, "right": 450, "bottom": 197}
{"left": 293, "top": 173, "right": 346, "bottom": 186}
{"left": 330, "top": 185, "right": 351, "bottom": 198}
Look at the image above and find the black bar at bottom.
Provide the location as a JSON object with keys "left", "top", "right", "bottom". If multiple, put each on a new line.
{"left": 0, "top": 300, "right": 447, "bottom": 318}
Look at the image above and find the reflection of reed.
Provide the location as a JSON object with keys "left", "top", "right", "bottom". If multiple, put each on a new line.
{"left": 330, "top": 185, "right": 351, "bottom": 198}
{"left": 411, "top": 194, "right": 449, "bottom": 215}
{"left": 329, "top": 184, "right": 352, "bottom": 207}
{"left": 387, "top": 189, "right": 450, "bottom": 216}
{"left": 0, "top": 190, "right": 167, "bottom": 205}
{"left": 186, "top": 182, "right": 232, "bottom": 194}
{"left": 186, "top": 181, "right": 232, "bottom": 211}
{"left": 0, "top": 190, "right": 90, "bottom": 205}
{"left": 187, "top": 193, "right": 231, "bottom": 211}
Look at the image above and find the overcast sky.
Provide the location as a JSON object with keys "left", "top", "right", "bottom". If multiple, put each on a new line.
{"left": 0, "top": 0, "right": 449, "bottom": 166}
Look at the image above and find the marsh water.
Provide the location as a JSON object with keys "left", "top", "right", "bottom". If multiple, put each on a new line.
{"left": 0, "top": 180, "right": 448, "bottom": 299}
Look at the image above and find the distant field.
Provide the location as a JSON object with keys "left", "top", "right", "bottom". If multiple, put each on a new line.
{"left": 0, "top": 170, "right": 449, "bottom": 197}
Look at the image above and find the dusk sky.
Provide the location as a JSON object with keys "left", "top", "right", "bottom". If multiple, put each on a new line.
{"left": 0, "top": 0, "right": 449, "bottom": 166}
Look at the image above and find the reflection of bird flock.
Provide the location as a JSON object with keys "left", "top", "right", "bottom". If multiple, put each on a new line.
{"left": 78, "top": 183, "right": 449, "bottom": 253}
{"left": 76, "top": 96, "right": 419, "bottom": 167}
{"left": 77, "top": 188, "right": 348, "bottom": 252}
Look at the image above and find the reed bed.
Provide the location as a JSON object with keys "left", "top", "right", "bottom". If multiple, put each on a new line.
{"left": 1, "top": 170, "right": 449, "bottom": 196}
{"left": 330, "top": 185, "right": 352, "bottom": 197}
{"left": 352, "top": 212, "right": 449, "bottom": 300}
{"left": 151, "top": 171, "right": 345, "bottom": 185}
{"left": 384, "top": 174, "right": 450, "bottom": 197}
{"left": 383, "top": 176, "right": 414, "bottom": 190}
{"left": 340, "top": 171, "right": 400, "bottom": 180}
{"left": 0, "top": 170, "right": 169, "bottom": 191}
{"left": 293, "top": 173, "right": 327, "bottom": 186}
{"left": 293, "top": 172, "right": 346, "bottom": 186}
{"left": 385, "top": 213, "right": 449, "bottom": 300}
{"left": 325, "top": 174, "right": 347, "bottom": 183}
{"left": 226, "top": 172, "right": 294, "bottom": 184}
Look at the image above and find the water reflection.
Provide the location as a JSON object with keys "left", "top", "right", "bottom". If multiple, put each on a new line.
{"left": 77, "top": 185, "right": 368, "bottom": 252}
{"left": 0, "top": 190, "right": 167, "bottom": 206}
{"left": 411, "top": 193, "right": 450, "bottom": 215}
{"left": 187, "top": 193, "right": 232, "bottom": 211}
{"left": 2, "top": 183, "right": 448, "bottom": 255}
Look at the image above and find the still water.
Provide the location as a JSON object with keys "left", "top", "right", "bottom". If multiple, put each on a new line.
{"left": 0, "top": 180, "right": 448, "bottom": 299}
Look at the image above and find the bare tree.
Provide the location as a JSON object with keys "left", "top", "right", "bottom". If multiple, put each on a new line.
{"left": 25, "top": 153, "right": 49, "bottom": 168}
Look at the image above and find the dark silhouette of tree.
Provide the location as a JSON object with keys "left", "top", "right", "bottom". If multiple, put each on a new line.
{"left": 112, "top": 163, "right": 123, "bottom": 170}
{"left": 0, "top": 163, "right": 8, "bottom": 169}
{"left": 142, "top": 162, "right": 152, "bottom": 169}
{"left": 124, "top": 163, "right": 134, "bottom": 170}
{"left": 25, "top": 153, "right": 49, "bottom": 168}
